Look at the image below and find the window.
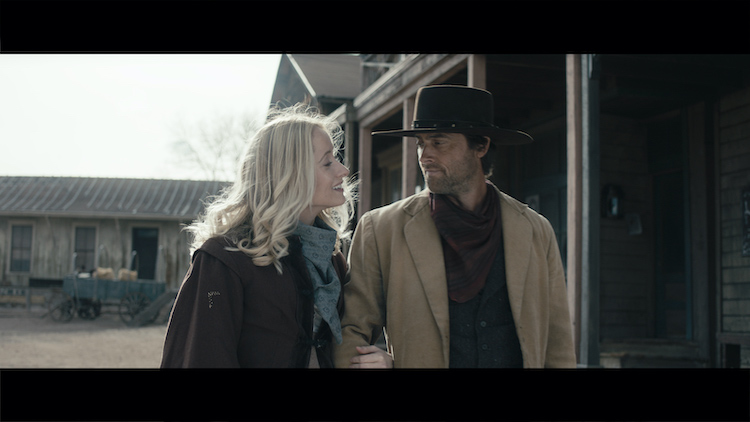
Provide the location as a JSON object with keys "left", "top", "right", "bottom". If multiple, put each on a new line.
{"left": 74, "top": 226, "right": 97, "bottom": 272}
{"left": 10, "top": 225, "right": 32, "bottom": 272}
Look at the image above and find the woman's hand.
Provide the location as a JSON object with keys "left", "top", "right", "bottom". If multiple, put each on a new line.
{"left": 349, "top": 345, "right": 393, "bottom": 368}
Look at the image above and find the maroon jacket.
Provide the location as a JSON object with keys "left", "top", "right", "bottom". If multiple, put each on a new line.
{"left": 160, "top": 235, "right": 347, "bottom": 368}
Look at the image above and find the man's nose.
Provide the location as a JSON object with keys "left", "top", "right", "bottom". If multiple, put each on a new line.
{"left": 418, "top": 146, "right": 434, "bottom": 164}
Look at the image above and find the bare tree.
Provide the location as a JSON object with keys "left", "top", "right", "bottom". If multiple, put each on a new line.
{"left": 170, "top": 111, "right": 261, "bottom": 181}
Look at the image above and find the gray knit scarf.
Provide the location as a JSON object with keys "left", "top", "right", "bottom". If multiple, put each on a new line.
{"left": 293, "top": 217, "right": 342, "bottom": 344}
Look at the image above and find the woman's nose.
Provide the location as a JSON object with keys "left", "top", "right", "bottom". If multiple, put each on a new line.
{"left": 338, "top": 161, "right": 350, "bottom": 177}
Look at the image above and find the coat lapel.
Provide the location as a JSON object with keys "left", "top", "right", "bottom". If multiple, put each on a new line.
{"left": 498, "top": 190, "right": 532, "bottom": 325}
{"left": 403, "top": 193, "right": 450, "bottom": 362}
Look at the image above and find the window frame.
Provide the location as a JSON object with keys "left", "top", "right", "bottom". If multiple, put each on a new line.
{"left": 7, "top": 221, "right": 34, "bottom": 274}
{"left": 72, "top": 224, "right": 98, "bottom": 273}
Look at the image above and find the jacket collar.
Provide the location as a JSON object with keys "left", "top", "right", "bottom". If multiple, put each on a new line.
{"left": 402, "top": 185, "right": 530, "bottom": 217}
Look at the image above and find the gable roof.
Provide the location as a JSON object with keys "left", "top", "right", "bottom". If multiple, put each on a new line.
{"left": 0, "top": 177, "right": 226, "bottom": 220}
{"left": 271, "top": 54, "right": 362, "bottom": 108}
{"left": 289, "top": 54, "right": 362, "bottom": 100}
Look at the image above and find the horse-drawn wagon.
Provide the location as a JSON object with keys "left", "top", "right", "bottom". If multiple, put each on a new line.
{"left": 46, "top": 274, "right": 176, "bottom": 326}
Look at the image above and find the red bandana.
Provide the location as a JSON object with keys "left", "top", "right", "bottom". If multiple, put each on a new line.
{"left": 430, "top": 181, "right": 502, "bottom": 303}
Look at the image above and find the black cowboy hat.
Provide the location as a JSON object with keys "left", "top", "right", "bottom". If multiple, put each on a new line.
{"left": 371, "top": 85, "right": 533, "bottom": 145}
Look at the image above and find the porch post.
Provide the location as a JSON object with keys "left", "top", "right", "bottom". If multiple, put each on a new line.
{"left": 467, "top": 54, "right": 487, "bottom": 89}
{"left": 342, "top": 101, "right": 357, "bottom": 180}
{"left": 580, "top": 53, "right": 601, "bottom": 367}
{"left": 401, "top": 97, "right": 417, "bottom": 199}
{"left": 358, "top": 126, "right": 373, "bottom": 220}
{"left": 566, "top": 54, "right": 583, "bottom": 362}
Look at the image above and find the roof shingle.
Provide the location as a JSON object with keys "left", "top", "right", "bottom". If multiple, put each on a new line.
{"left": 0, "top": 177, "right": 226, "bottom": 220}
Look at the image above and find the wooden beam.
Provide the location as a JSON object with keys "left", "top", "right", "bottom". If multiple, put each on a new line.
{"left": 711, "top": 99, "right": 722, "bottom": 367}
{"left": 687, "top": 101, "right": 713, "bottom": 363}
{"left": 339, "top": 102, "right": 357, "bottom": 176}
{"left": 401, "top": 97, "right": 417, "bottom": 199}
{"left": 580, "top": 53, "right": 601, "bottom": 368}
{"left": 468, "top": 54, "right": 487, "bottom": 89}
{"left": 358, "top": 127, "right": 373, "bottom": 220}
{"left": 565, "top": 54, "right": 583, "bottom": 363}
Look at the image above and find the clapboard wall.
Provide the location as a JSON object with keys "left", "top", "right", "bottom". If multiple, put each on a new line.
{"left": 718, "top": 85, "right": 750, "bottom": 366}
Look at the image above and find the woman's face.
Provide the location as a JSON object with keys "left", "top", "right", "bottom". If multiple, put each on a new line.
{"left": 299, "top": 127, "right": 349, "bottom": 225}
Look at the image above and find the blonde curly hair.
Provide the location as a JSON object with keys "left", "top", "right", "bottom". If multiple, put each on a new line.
{"left": 185, "top": 103, "right": 356, "bottom": 273}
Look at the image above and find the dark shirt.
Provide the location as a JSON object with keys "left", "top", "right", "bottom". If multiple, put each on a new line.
{"left": 448, "top": 238, "right": 524, "bottom": 368}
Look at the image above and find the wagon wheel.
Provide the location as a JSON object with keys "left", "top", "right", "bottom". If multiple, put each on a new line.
{"left": 119, "top": 292, "right": 151, "bottom": 324}
{"left": 77, "top": 299, "right": 102, "bottom": 320}
{"left": 47, "top": 291, "right": 75, "bottom": 322}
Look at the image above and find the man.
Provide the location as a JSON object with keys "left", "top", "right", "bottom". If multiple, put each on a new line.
{"left": 335, "top": 85, "right": 576, "bottom": 368}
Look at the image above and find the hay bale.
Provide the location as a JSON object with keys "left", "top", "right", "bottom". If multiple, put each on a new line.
{"left": 94, "top": 267, "right": 115, "bottom": 280}
{"left": 117, "top": 268, "right": 138, "bottom": 281}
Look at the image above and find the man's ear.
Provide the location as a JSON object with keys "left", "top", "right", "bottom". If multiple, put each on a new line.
{"left": 476, "top": 136, "right": 491, "bottom": 158}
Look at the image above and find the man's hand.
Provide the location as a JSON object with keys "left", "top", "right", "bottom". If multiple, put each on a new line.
{"left": 349, "top": 345, "right": 393, "bottom": 368}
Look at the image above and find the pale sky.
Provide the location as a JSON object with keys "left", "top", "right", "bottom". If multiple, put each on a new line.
{"left": 0, "top": 54, "right": 282, "bottom": 181}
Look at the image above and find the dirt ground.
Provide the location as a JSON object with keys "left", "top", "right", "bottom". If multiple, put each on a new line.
{"left": 0, "top": 305, "right": 169, "bottom": 368}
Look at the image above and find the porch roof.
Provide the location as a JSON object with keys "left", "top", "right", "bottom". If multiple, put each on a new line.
{"left": 0, "top": 177, "right": 226, "bottom": 221}
{"left": 289, "top": 53, "right": 362, "bottom": 100}
{"left": 270, "top": 54, "right": 362, "bottom": 109}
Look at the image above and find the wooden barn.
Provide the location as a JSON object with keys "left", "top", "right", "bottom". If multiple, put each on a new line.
{"left": 0, "top": 177, "right": 225, "bottom": 303}
{"left": 270, "top": 53, "right": 750, "bottom": 368}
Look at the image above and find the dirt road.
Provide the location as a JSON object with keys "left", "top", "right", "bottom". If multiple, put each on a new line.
{"left": 0, "top": 306, "right": 168, "bottom": 368}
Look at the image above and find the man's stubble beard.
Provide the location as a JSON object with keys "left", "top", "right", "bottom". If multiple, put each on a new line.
{"left": 422, "top": 153, "right": 480, "bottom": 197}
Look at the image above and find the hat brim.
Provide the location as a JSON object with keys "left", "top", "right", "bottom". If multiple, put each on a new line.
{"left": 371, "top": 126, "right": 533, "bottom": 145}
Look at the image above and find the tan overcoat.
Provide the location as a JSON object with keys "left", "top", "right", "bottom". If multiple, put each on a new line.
{"left": 334, "top": 186, "right": 577, "bottom": 368}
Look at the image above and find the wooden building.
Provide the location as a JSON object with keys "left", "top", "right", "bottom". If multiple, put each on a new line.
{"left": 0, "top": 177, "right": 225, "bottom": 295}
{"left": 270, "top": 53, "right": 750, "bottom": 368}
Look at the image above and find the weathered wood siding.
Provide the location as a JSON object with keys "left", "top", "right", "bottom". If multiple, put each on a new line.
{"left": 0, "top": 216, "right": 193, "bottom": 289}
{"left": 719, "top": 86, "right": 750, "bottom": 353}
{"left": 598, "top": 114, "right": 654, "bottom": 339}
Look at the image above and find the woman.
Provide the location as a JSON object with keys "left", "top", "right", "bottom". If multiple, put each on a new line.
{"left": 161, "top": 104, "right": 390, "bottom": 368}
